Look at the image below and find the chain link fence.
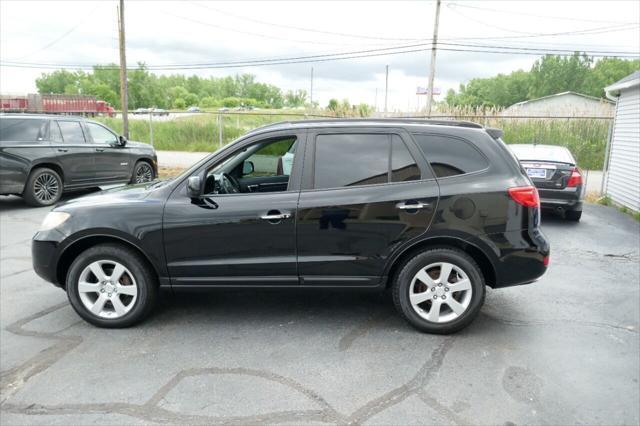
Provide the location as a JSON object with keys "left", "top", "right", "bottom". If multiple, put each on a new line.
{"left": 97, "top": 111, "right": 612, "bottom": 194}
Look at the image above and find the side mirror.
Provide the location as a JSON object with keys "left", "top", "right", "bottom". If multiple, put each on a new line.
{"left": 242, "top": 160, "right": 255, "bottom": 175}
{"left": 118, "top": 135, "right": 127, "bottom": 147}
{"left": 186, "top": 176, "right": 202, "bottom": 198}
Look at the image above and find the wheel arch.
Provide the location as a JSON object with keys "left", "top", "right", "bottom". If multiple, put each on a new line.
{"left": 385, "top": 236, "right": 497, "bottom": 289}
{"left": 28, "top": 162, "right": 65, "bottom": 186}
{"left": 56, "top": 234, "right": 160, "bottom": 288}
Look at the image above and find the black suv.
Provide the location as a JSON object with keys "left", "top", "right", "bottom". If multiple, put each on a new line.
{"left": 32, "top": 119, "right": 549, "bottom": 334}
{"left": 0, "top": 114, "right": 157, "bottom": 206}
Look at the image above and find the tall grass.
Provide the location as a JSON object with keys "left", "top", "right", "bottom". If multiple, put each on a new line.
{"left": 97, "top": 110, "right": 612, "bottom": 170}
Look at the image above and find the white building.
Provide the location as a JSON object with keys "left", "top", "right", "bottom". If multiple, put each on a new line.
{"left": 603, "top": 71, "right": 640, "bottom": 212}
{"left": 503, "top": 91, "right": 614, "bottom": 117}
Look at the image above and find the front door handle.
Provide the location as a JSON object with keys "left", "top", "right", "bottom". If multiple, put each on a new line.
{"left": 260, "top": 212, "right": 292, "bottom": 221}
{"left": 396, "top": 201, "right": 430, "bottom": 210}
{"left": 95, "top": 148, "right": 105, "bottom": 152}
{"left": 57, "top": 148, "right": 68, "bottom": 152}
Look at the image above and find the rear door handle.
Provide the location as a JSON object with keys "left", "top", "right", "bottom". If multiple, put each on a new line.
{"left": 57, "top": 148, "right": 68, "bottom": 152}
{"left": 95, "top": 148, "right": 105, "bottom": 152}
{"left": 396, "top": 201, "right": 430, "bottom": 210}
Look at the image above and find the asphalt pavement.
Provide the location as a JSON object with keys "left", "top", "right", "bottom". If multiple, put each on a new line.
{"left": 0, "top": 196, "right": 638, "bottom": 425}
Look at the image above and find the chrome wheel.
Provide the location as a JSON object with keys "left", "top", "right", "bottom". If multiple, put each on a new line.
{"left": 409, "top": 262, "right": 473, "bottom": 323}
{"left": 77, "top": 260, "right": 138, "bottom": 319}
{"left": 135, "top": 163, "right": 153, "bottom": 183}
{"left": 33, "top": 172, "right": 59, "bottom": 203}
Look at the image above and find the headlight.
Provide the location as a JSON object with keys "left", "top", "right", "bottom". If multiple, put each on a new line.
{"left": 39, "top": 212, "right": 70, "bottom": 232}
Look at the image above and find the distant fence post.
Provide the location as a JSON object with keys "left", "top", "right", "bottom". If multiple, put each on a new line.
{"left": 148, "top": 112, "right": 154, "bottom": 147}
{"left": 217, "top": 113, "right": 223, "bottom": 148}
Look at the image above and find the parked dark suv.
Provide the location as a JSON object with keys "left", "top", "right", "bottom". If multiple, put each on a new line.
{"left": 0, "top": 114, "right": 157, "bottom": 206}
{"left": 32, "top": 119, "right": 549, "bottom": 334}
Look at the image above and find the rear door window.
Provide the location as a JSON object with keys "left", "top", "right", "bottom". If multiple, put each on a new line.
{"left": 314, "top": 134, "right": 389, "bottom": 189}
{"left": 391, "top": 135, "right": 421, "bottom": 182}
{"left": 0, "top": 118, "right": 48, "bottom": 142}
{"left": 412, "top": 133, "right": 489, "bottom": 178}
{"left": 49, "top": 121, "right": 63, "bottom": 143}
{"left": 57, "top": 121, "right": 86, "bottom": 144}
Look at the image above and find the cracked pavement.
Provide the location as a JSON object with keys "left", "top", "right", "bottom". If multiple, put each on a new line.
{"left": 1, "top": 194, "right": 638, "bottom": 425}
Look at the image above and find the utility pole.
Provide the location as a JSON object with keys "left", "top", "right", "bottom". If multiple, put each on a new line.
{"left": 425, "top": 0, "right": 441, "bottom": 117}
{"left": 384, "top": 65, "right": 389, "bottom": 116}
{"left": 374, "top": 88, "right": 378, "bottom": 113}
{"left": 117, "top": 0, "right": 129, "bottom": 138}
{"left": 310, "top": 67, "right": 314, "bottom": 108}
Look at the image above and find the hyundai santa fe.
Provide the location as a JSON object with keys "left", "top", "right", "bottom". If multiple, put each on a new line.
{"left": 32, "top": 119, "right": 550, "bottom": 334}
{"left": 0, "top": 114, "right": 157, "bottom": 206}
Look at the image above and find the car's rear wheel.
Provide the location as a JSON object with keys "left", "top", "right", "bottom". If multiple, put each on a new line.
{"left": 565, "top": 210, "right": 582, "bottom": 222}
{"left": 392, "top": 248, "right": 485, "bottom": 334}
{"left": 131, "top": 161, "right": 154, "bottom": 184}
{"left": 66, "top": 243, "right": 158, "bottom": 328}
{"left": 23, "top": 167, "right": 62, "bottom": 207}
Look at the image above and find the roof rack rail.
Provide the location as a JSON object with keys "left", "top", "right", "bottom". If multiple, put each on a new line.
{"left": 248, "top": 117, "right": 485, "bottom": 133}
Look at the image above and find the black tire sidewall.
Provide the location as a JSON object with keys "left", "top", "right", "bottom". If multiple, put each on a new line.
{"left": 24, "top": 168, "right": 62, "bottom": 207}
{"left": 66, "top": 244, "right": 156, "bottom": 328}
{"left": 393, "top": 249, "right": 485, "bottom": 334}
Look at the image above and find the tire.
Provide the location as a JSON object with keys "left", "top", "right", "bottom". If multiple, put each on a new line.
{"left": 23, "top": 167, "right": 63, "bottom": 207}
{"left": 66, "top": 243, "right": 158, "bottom": 328}
{"left": 565, "top": 210, "right": 582, "bottom": 222}
{"left": 130, "top": 161, "right": 155, "bottom": 184}
{"left": 392, "top": 248, "right": 485, "bottom": 334}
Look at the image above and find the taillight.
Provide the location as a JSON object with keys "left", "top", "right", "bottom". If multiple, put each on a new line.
{"left": 508, "top": 186, "right": 540, "bottom": 208}
{"left": 567, "top": 167, "right": 583, "bottom": 187}
{"left": 543, "top": 255, "right": 550, "bottom": 267}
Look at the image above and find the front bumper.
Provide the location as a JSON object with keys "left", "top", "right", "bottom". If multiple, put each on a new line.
{"left": 32, "top": 238, "right": 61, "bottom": 286}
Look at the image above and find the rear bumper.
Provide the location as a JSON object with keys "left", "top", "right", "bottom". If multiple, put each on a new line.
{"left": 470, "top": 227, "right": 550, "bottom": 289}
{"left": 538, "top": 185, "right": 583, "bottom": 211}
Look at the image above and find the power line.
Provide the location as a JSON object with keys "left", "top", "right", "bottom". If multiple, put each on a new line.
{"left": 188, "top": 1, "right": 422, "bottom": 42}
{"left": 9, "top": 4, "right": 102, "bottom": 61}
{"left": 447, "top": 2, "right": 638, "bottom": 25}
{"left": 2, "top": 43, "right": 638, "bottom": 72}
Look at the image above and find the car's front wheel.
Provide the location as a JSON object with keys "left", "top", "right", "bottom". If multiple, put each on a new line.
{"left": 392, "top": 248, "right": 485, "bottom": 334}
{"left": 66, "top": 243, "right": 158, "bottom": 328}
{"left": 131, "top": 161, "right": 155, "bottom": 184}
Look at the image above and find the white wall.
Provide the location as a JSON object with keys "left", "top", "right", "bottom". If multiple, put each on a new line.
{"left": 605, "top": 86, "right": 640, "bottom": 212}
{"left": 504, "top": 93, "right": 614, "bottom": 117}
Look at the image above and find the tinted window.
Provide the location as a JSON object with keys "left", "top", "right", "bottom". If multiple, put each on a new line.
{"left": 314, "top": 134, "right": 389, "bottom": 189}
{"left": 86, "top": 122, "right": 117, "bottom": 144}
{"left": 412, "top": 134, "right": 489, "bottom": 178}
{"left": 57, "top": 121, "right": 86, "bottom": 144}
{"left": 0, "top": 118, "right": 48, "bottom": 142}
{"left": 49, "top": 121, "right": 63, "bottom": 143}
{"left": 391, "top": 135, "right": 420, "bottom": 182}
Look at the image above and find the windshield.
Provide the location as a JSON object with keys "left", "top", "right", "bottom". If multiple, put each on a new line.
{"left": 509, "top": 144, "right": 575, "bottom": 164}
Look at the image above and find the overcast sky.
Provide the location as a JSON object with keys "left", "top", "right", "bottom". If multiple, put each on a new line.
{"left": 1, "top": 1, "right": 639, "bottom": 110}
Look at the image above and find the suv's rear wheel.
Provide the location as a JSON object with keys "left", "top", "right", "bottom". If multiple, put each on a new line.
{"left": 131, "top": 161, "right": 155, "bottom": 184}
{"left": 392, "top": 248, "right": 485, "bottom": 334}
{"left": 23, "top": 167, "right": 62, "bottom": 207}
{"left": 66, "top": 243, "right": 158, "bottom": 328}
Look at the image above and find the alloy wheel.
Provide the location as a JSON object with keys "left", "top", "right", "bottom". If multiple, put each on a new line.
{"left": 33, "top": 172, "right": 59, "bottom": 203}
{"left": 135, "top": 163, "right": 153, "bottom": 183}
{"left": 409, "top": 262, "right": 473, "bottom": 323}
{"left": 77, "top": 260, "right": 138, "bottom": 319}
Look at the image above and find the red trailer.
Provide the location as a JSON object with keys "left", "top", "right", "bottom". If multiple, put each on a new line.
{"left": 1, "top": 94, "right": 115, "bottom": 117}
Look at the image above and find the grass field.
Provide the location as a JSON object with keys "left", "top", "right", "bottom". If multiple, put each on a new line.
{"left": 97, "top": 113, "right": 611, "bottom": 170}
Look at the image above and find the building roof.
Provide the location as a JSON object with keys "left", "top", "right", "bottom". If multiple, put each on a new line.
{"left": 605, "top": 71, "right": 640, "bottom": 99}
{"left": 506, "top": 91, "right": 614, "bottom": 108}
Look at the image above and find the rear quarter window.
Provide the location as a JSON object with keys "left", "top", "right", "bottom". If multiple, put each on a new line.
{"left": 0, "top": 118, "right": 48, "bottom": 143}
{"left": 412, "top": 133, "right": 489, "bottom": 178}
